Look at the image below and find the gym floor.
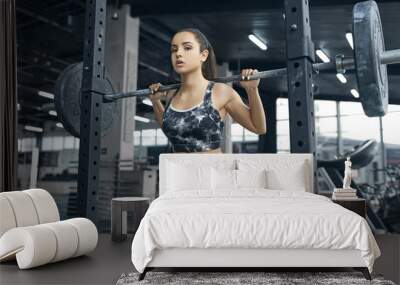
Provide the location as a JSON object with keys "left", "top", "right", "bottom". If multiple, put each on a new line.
{"left": 1, "top": 234, "right": 398, "bottom": 285}
{"left": 0, "top": 234, "right": 134, "bottom": 285}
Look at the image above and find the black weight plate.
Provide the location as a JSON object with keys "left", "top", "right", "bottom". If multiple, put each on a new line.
{"left": 353, "top": 0, "right": 388, "bottom": 117}
{"left": 55, "top": 62, "right": 117, "bottom": 137}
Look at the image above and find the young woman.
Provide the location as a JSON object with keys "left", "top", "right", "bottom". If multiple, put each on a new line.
{"left": 148, "top": 28, "right": 267, "bottom": 153}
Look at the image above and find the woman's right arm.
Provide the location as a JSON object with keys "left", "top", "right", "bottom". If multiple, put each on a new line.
{"left": 148, "top": 83, "right": 174, "bottom": 127}
{"left": 151, "top": 99, "right": 165, "bottom": 127}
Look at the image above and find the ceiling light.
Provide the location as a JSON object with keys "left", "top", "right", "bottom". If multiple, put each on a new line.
{"left": 49, "top": 110, "right": 57, "bottom": 116}
{"left": 346, "top": 32, "right": 354, "bottom": 49}
{"left": 134, "top": 115, "right": 150, "bottom": 123}
{"left": 351, "top": 89, "right": 359, "bottom": 98}
{"left": 316, "top": 49, "right": 330, "bottom": 63}
{"left": 336, "top": 73, "right": 347, "bottom": 84}
{"left": 38, "top": 90, "right": 54, "bottom": 99}
{"left": 56, "top": 123, "right": 63, "bottom": 128}
{"left": 248, "top": 34, "right": 267, "bottom": 51}
{"left": 24, "top": 125, "right": 43, "bottom": 133}
{"left": 142, "top": 98, "right": 153, "bottom": 106}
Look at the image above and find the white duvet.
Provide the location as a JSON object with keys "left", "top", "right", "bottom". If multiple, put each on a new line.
{"left": 131, "top": 189, "right": 380, "bottom": 273}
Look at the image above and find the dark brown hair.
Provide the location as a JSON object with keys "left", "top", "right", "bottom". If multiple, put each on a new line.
{"left": 175, "top": 28, "right": 217, "bottom": 80}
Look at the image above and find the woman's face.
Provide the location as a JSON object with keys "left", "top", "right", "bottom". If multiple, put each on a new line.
{"left": 170, "top": 31, "right": 209, "bottom": 75}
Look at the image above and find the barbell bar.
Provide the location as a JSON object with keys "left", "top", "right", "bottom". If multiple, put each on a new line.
{"left": 103, "top": 49, "right": 400, "bottom": 102}
{"left": 380, "top": 49, "right": 400, "bottom": 65}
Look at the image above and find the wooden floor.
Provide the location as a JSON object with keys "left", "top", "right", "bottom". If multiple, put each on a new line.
{"left": 0, "top": 234, "right": 134, "bottom": 285}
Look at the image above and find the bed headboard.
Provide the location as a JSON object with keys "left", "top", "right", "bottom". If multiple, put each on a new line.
{"left": 159, "top": 153, "right": 314, "bottom": 196}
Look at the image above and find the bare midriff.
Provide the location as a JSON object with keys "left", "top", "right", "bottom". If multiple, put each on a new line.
{"left": 174, "top": 148, "right": 222, "bottom": 154}
{"left": 203, "top": 148, "right": 222, "bottom": 154}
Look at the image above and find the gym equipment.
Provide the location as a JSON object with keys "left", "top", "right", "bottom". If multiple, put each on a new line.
{"left": 55, "top": 62, "right": 117, "bottom": 138}
{"left": 317, "top": 139, "right": 388, "bottom": 233}
{"left": 54, "top": 1, "right": 400, "bottom": 137}
{"left": 318, "top": 139, "right": 379, "bottom": 170}
{"left": 353, "top": 1, "right": 388, "bottom": 117}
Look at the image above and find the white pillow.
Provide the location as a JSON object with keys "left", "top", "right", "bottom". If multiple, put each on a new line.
{"left": 237, "top": 158, "right": 309, "bottom": 192}
{"left": 211, "top": 168, "right": 237, "bottom": 191}
{"left": 167, "top": 162, "right": 211, "bottom": 191}
{"left": 236, "top": 169, "right": 268, "bottom": 189}
{"left": 266, "top": 166, "right": 306, "bottom": 191}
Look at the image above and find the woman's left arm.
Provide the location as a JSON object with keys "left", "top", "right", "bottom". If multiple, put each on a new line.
{"left": 225, "top": 69, "right": 267, "bottom": 135}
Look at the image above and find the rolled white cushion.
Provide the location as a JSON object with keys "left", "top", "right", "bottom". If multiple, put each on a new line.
{"left": 0, "top": 196, "right": 17, "bottom": 237}
{"left": 65, "top": 218, "right": 98, "bottom": 257}
{"left": 23, "top": 189, "right": 60, "bottom": 223}
{"left": 0, "top": 225, "right": 57, "bottom": 269}
{"left": 42, "top": 221, "right": 79, "bottom": 262}
{"left": 0, "top": 192, "right": 39, "bottom": 227}
{"left": 0, "top": 218, "right": 98, "bottom": 269}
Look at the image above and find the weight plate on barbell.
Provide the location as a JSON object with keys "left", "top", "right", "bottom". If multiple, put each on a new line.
{"left": 353, "top": 0, "right": 388, "bottom": 117}
{"left": 55, "top": 62, "right": 117, "bottom": 138}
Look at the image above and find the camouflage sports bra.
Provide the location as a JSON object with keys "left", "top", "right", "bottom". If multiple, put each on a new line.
{"left": 161, "top": 81, "right": 224, "bottom": 153}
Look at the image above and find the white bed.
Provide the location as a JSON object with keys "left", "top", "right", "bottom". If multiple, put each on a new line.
{"left": 131, "top": 154, "right": 380, "bottom": 280}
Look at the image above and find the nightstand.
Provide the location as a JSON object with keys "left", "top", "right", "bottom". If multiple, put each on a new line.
{"left": 332, "top": 198, "right": 366, "bottom": 218}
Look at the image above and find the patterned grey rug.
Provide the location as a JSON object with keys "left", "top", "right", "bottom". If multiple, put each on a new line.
{"left": 116, "top": 271, "right": 396, "bottom": 285}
